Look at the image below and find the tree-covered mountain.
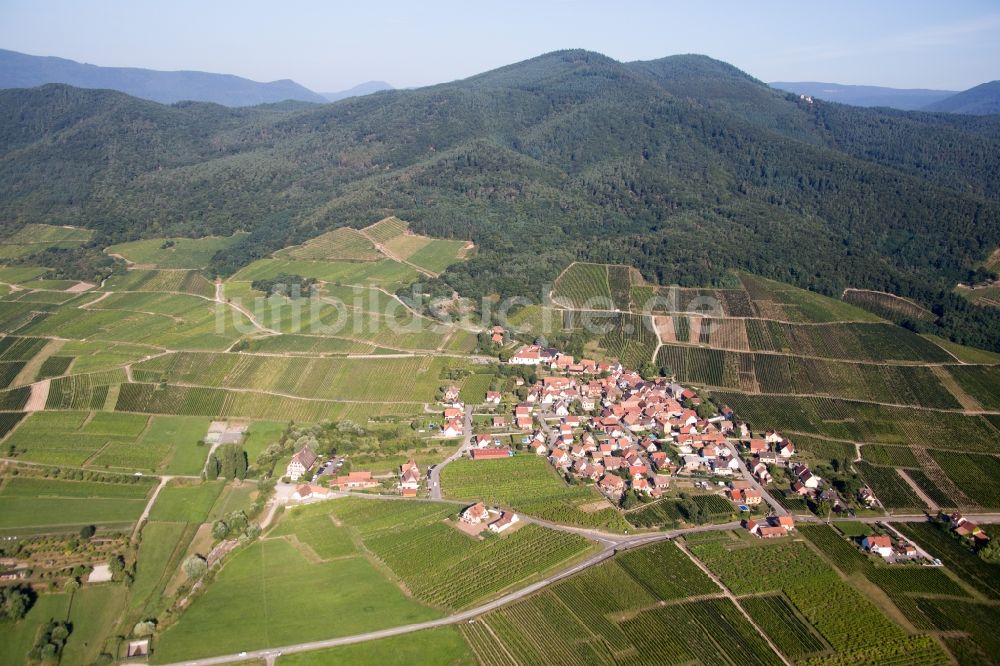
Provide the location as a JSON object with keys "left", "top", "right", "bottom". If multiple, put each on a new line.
{"left": 0, "top": 48, "right": 327, "bottom": 106}
{"left": 924, "top": 80, "right": 1000, "bottom": 115}
{"left": 770, "top": 82, "right": 956, "bottom": 110}
{"left": 3, "top": 49, "right": 1000, "bottom": 349}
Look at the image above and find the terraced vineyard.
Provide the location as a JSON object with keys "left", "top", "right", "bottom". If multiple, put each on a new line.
{"left": 843, "top": 289, "right": 936, "bottom": 322}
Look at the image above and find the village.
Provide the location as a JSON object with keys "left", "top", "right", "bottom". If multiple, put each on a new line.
{"left": 270, "top": 332, "right": 988, "bottom": 563}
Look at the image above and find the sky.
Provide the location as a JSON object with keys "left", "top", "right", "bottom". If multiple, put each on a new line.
{"left": 1, "top": 0, "right": 998, "bottom": 91}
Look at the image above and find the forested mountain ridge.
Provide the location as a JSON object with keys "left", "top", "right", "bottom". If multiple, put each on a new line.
{"left": 3, "top": 49, "right": 1000, "bottom": 349}
{"left": 924, "top": 81, "right": 1000, "bottom": 115}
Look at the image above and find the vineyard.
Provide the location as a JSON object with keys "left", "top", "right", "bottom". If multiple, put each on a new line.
{"left": 929, "top": 449, "right": 1000, "bottom": 508}
{"left": 617, "top": 541, "right": 717, "bottom": 599}
{"left": 597, "top": 313, "right": 657, "bottom": 368}
{"left": 551, "top": 263, "right": 614, "bottom": 309}
{"left": 897, "top": 522, "right": 1000, "bottom": 600}
{"left": 621, "top": 598, "right": 782, "bottom": 666}
{"left": 22, "top": 291, "right": 247, "bottom": 351}
{"left": 842, "top": 289, "right": 936, "bottom": 323}
{"left": 738, "top": 273, "right": 881, "bottom": 323}
{"left": 362, "top": 216, "right": 409, "bottom": 244}
{"left": 459, "top": 538, "right": 796, "bottom": 666}
{"left": 946, "top": 365, "right": 1000, "bottom": 409}
{"left": 716, "top": 392, "right": 1000, "bottom": 452}
{"left": 103, "top": 270, "right": 216, "bottom": 298}
{"left": 325, "top": 498, "right": 592, "bottom": 610}
{"left": 657, "top": 345, "right": 958, "bottom": 407}
{"left": 131, "top": 352, "right": 449, "bottom": 402}
{"left": 45, "top": 368, "right": 126, "bottom": 410}
{"left": 742, "top": 320, "right": 950, "bottom": 362}
{"left": 742, "top": 593, "right": 827, "bottom": 659}
{"left": 0, "top": 409, "right": 202, "bottom": 472}
{"left": 686, "top": 537, "right": 930, "bottom": 657}
{"left": 860, "top": 444, "right": 919, "bottom": 468}
{"left": 856, "top": 462, "right": 925, "bottom": 510}
{"left": 606, "top": 265, "right": 632, "bottom": 311}
{"left": 277, "top": 227, "right": 381, "bottom": 262}
{"left": 440, "top": 455, "right": 629, "bottom": 532}
{"left": 114, "top": 382, "right": 421, "bottom": 422}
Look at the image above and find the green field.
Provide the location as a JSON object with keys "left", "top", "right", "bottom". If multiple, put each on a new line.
{"left": 106, "top": 233, "right": 246, "bottom": 269}
{"left": 327, "top": 497, "right": 594, "bottom": 609}
{"left": 129, "top": 521, "right": 191, "bottom": 613}
{"left": 3, "top": 409, "right": 212, "bottom": 472}
{"left": 441, "top": 455, "right": 629, "bottom": 532}
{"left": 0, "top": 475, "right": 153, "bottom": 531}
{"left": 148, "top": 480, "right": 224, "bottom": 523}
{"left": 153, "top": 534, "right": 441, "bottom": 663}
{"left": 405, "top": 238, "right": 469, "bottom": 274}
{"left": 22, "top": 291, "right": 249, "bottom": 350}
{"left": 131, "top": 352, "right": 454, "bottom": 403}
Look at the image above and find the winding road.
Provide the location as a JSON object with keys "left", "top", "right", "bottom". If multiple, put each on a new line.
{"left": 158, "top": 479, "right": 1000, "bottom": 666}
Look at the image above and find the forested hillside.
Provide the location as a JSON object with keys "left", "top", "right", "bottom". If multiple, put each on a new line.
{"left": 3, "top": 50, "right": 1000, "bottom": 349}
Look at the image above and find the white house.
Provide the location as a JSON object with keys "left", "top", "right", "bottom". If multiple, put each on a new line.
{"left": 488, "top": 511, "right": 519, "bottom": 533}
{"left": 863, "top": 535, "right": 894, "bottom": 558}
{"left": 286, "top": 446, "right": 317, "bottom": 481}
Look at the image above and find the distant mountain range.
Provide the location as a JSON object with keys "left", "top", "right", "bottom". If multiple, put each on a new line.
{"left": 0, "top": 49, "right": 335, "bottom": 106}
{"left": 769, "top": 82, "right": 956, "bottom": 111}
{"left": 321, "top": 81, "right": 394, "bottom": 102}
{"left": 772, "top": 80, "right": 1000, "bottom": 115}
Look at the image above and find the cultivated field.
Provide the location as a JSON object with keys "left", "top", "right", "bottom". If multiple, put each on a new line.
{"left": 328, "top": 498, "right": 594, "bottom": 610}
{"left": 106, "top": 233, "right": 246, "bottom": 269}
{"left": 441, "top": 455, "right": 630, "bottom": 531}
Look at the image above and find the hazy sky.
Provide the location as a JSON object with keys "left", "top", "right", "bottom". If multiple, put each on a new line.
{"left": 1, "top": 0, "right": 997, "bottom": 91}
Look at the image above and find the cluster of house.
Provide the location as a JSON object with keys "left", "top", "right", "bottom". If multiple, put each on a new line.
{"left": 286, "top": 445, "right": 378, "bottom": 494}
{"left": 461, "top": 501, "right": 520, "bottom": 533}
{"left": 744, "top": 515, "right": 796, "bottom": 539}
{"left": 949, "top": 512, "right": 990, "bottom": 545}
{"left": 495, "top": 346, "right": 751, "bottom": 502}
{"left": 440, "top": 388, "right": 466, "bottom": 438}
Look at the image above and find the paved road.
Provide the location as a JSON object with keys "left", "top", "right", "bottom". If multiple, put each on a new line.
{"left": 429, "top": 404, "right": 473, "bottom": 500}
{"left": 726, "top": 442, "right": 788, "bottom": 517}
{"left": 156, "top": 504, "right": 1000, "bottom": 666}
